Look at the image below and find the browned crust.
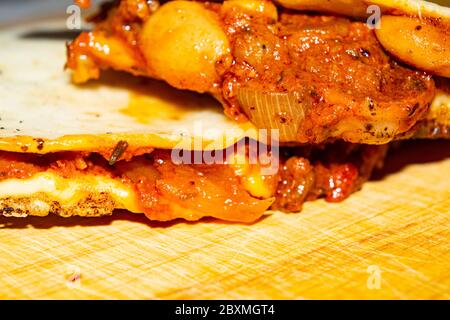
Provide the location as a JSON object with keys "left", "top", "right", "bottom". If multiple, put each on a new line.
{"left": 0, "top": 193, "right": 117, "bottom": 218}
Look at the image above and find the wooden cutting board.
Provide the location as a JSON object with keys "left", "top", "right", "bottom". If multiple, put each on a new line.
{"left": 0, "top": 140, "right": 449, "bottom": 300}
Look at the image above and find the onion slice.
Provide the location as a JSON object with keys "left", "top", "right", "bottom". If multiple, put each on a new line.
{"left": 236, "top": 88, "right": 310, "bottom": 142}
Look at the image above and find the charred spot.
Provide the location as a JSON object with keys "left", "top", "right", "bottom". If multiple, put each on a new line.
{"left": 34, "top": 138, "right": 45, "bottom": 150}
{"left": 277, "top": 112, "right": 291, "bottom": 124}
{"left": 415, "top": 25, "right": 422, "bottom": 31}
{"left": 49, "top": 201, "right": 62, "bottom": 215}
{"left": 367, "top": 98, "right": 375, "bottom": 111}
{"left": 412, "top": 77, "right": 427, "bottom": 91}
{"left": 359, "top": 48, "right": 370, "bottom": 57}
{"left": 20, "top": 145, "right": 28, "bottom": 152}
{"left": 310, "top": 90, "right": 319, "bottom": 98}
{"left": 2, "top": 207, "right": 14, "bottom": 213}
{"left": 310, "top": 90, "right": 323, "bottom": 103}
{"left": 365, "top": 124, "right": 373, "bottom": 131}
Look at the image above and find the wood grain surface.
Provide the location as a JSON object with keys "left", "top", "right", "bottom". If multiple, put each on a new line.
{"left": 0, "top": 140, "right": 449, "bottom": 299}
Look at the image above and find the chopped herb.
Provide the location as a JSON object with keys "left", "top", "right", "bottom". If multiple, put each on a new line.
{"left": 109, "top": 140, "right": 129, "bottom": 165}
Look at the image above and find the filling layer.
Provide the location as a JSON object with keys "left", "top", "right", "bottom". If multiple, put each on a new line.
{"left": 0, "top": 142, "right": 387, "bottom": 221}
{"left": 66, "top": 0, "right": 437, "bottom": 144}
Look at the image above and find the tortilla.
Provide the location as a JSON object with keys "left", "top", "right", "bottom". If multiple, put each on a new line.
{"left": 276, "top": 0, "right": 450, "bottom": 20}
{"left": 0, "top": 20, "right": 258, "bottom": 155}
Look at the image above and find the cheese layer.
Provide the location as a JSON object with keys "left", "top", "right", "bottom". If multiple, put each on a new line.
{"left": 0, "top": 172, "right": 140, "bottom": 217}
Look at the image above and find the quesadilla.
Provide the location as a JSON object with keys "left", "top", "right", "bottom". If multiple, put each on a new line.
{"left": 0, "top": 0, "right": 448, "bottom": 223}
{"left": 0, "top": 19, "right": 389, "bottom": 222}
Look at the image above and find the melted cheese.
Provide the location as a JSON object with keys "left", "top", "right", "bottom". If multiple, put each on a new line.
{"left": 228, "top": 149, "right": 277, "bottom": 199}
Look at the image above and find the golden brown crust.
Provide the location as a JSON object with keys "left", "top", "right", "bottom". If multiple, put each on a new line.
{"left": 0, "top": 193, "right": 116, "bottom": 218}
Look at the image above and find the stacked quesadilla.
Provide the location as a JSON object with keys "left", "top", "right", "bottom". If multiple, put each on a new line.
{"left": 0, "top": 0, "right": 448, "bottom": 222}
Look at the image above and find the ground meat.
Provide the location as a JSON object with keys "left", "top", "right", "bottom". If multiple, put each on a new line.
{"left": 273, "top": 157, "right": 315, "bottom": 212}
{"left": 222, "top": 12, "right": 434, "bottom": 143}
{"left": 0, "top": 152, "right": 43, "bottom": 180}
{"left": 272, "top": 144, "right": 388, "bottom": 211}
